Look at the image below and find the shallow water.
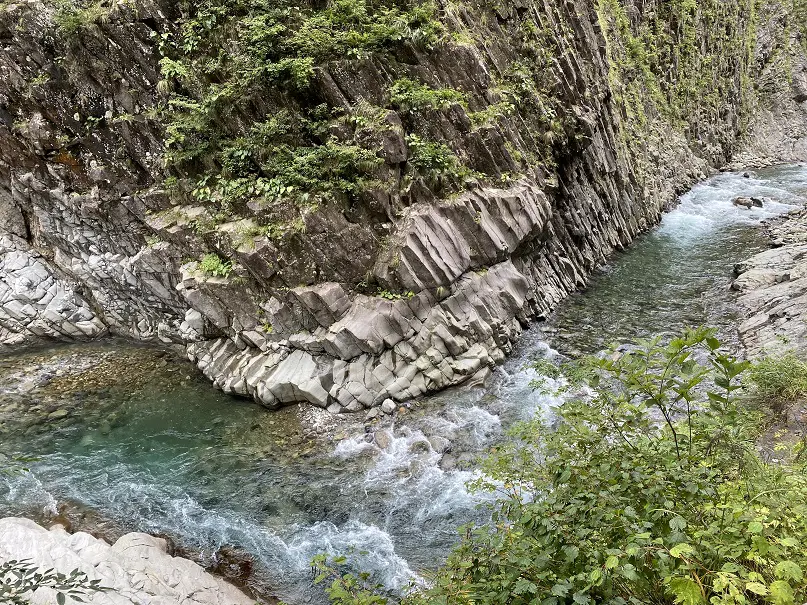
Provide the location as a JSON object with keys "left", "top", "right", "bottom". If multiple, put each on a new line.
{"left": 1, "top": 166, "right": 806, "bottom": 603}
{"left": 546, "top": 165, "right": 807, "bottom": 353}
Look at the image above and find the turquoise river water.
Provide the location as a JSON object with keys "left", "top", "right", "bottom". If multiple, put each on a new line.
{"left": 1, "top": 166, "right": 807, "bottom": 603}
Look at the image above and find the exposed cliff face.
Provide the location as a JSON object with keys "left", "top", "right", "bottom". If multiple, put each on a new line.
{"left": 732, "top": 0, "right": 807, "bottom": 165}
{"left": 0, "top": 0, "right": 187, "bottom": 346}
{"left": 0, "top": 0, "right": 805, "bottom": 411}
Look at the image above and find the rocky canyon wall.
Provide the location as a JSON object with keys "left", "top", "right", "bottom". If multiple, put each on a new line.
{"left": 0, "top": 0, "right": 805, "bottom": 411}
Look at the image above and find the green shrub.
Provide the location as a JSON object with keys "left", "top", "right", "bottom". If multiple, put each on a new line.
{"left": 468, "top": 100, "right": 516, "bottom": 128}
{"left": 748, "top": 353, "right": 807, "bottom": 407}
{"left": 316, "top": 329, "right": 807, "bottom": 605}
{"left": 389, "top": 78, "right": 467, "bottom": 112}
{"left": 405, "top": 134, "right": 468, "bottom": 185}
{"left": 199, "top": 253, "right": 233, "bottom": 278}
{"left": 51, "top": 0, "right": 109, "bottom": 35}
{"left": 158, "top": 0, "right": 444, "bottom": 209}
{"left": 0, "top": 561, "right": 106, "bottom": 605}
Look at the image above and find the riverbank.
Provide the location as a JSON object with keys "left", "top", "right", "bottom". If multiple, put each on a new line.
{"left": 734, "top": 205, "right": 807, "bottom": 356}
{"left": 2, "top": 167, "right": 807, "bottom": 604}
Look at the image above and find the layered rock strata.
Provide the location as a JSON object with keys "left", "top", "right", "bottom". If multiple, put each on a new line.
{"left": 0, "top": 0, "right": 806, "bottom": 410}
{"left": 734, "top": 207, "right": 807, "bottom": 355}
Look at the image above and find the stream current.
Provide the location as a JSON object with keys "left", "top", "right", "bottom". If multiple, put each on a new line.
{"left": 1, "top": 166, "right": 807, "bottom": 603}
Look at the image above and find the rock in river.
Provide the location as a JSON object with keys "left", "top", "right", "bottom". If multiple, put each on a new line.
{"left": 733, "top": 196, "right": 765, "bottom": 208}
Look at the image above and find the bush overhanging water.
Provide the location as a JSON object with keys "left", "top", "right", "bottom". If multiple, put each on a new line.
{"left": 314, "top": 327, "right": 807, "bottom": 605}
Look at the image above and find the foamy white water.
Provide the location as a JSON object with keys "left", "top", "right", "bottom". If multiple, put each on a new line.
{"left": 1, "top": 166, "right": 806, "bottom": 603}
{"left": 661, "top": 169, "right": 802, "bottom": 237}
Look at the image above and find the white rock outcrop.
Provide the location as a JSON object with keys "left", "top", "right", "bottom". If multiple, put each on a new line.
{"left": 0, "top": 235, "right": 107, "bottom": 348}
{"left": 0, "top": 518, "right": 254, "bottom": 605}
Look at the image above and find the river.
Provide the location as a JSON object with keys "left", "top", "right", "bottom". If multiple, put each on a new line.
{"left": 1, "top": 165, "right": 806, "bottom": 603}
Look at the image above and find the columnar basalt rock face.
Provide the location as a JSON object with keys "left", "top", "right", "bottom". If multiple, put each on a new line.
{"left": 0, "top": 234, "right": 106, "bottom": 346}
{"left": 0, "top": 0, "right": 189, "bottom": 347}
{"left": 731, "top": 3, "right": 807, "bottom": 166}
{"left": 0, "top": 0, "right": 805, "bottom": 410}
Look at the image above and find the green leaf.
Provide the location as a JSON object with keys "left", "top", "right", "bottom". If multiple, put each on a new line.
{"left": 551, "top": 583, "right": 571, "bottom": 597}
{"left": 605, "top": 555, "right": 620, "bottom": 569}
{"left": 774, "top": 561, "right": 803, "bottom": 582}
{"left": 745, "top": 582, "right": 768, "bottom": 596}
{"left": 668, "top": 577, "right": 705, "bottom": 605}
{"left": 769, "top": 580, "right": 795, "bottom": 605}
{"left": 57, "top": 593, "right": 66, "bottom": 605}
{"left": 748, "top": 521, "right": 764, "bottom": 534}
{"left": 620, "top": 564, "right": 640, "bottom": 582}
{"left": 670, "top": 543, "right": 694, "bottom": 558}
{"left": 572, "top": 592, "right": 592, "bottom": 605}
{"left": 513, "top": 578, "right": 538, "bottom": 595}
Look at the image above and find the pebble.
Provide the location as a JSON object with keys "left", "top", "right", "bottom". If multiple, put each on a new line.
{"left": 364, "top": 408, "right": 382, "bottom": 422}
{"left": 380, "top": 398, "right": 396, "bottom": 415}
{"left": 47, "top": 409, "right": 69, "bottom": 421}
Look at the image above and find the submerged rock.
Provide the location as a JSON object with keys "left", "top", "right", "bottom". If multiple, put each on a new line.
{"left": 373, "top": 429, "right": 393, "bottom": 450}
{"left": 0, "top": 517, "right": 254, "bottom": 605}
{"left": 210, "top": 546, "right": 254, "bottom": 588}
{"left": 733, "top": 196, "right": 766, "bottom": 209}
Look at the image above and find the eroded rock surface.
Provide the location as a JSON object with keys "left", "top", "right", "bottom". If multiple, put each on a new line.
{"left": 734, "top": 208, "right": 807, "bottom": 355}
{"left": 0, "top": 0, "right": 806, "bottom": 410}
{"left": 0, "top": 235, "right": 106, "bottom": 346}
{"left": 0, "top": 517, "right": 254, "bottom": 605}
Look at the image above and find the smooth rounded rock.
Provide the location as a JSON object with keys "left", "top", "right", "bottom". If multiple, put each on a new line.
{"left": 0, "top": 517, "right": 254, "bottom": 605}
{"left": 380, "top": 398, "right": 396, "bottom": 414}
